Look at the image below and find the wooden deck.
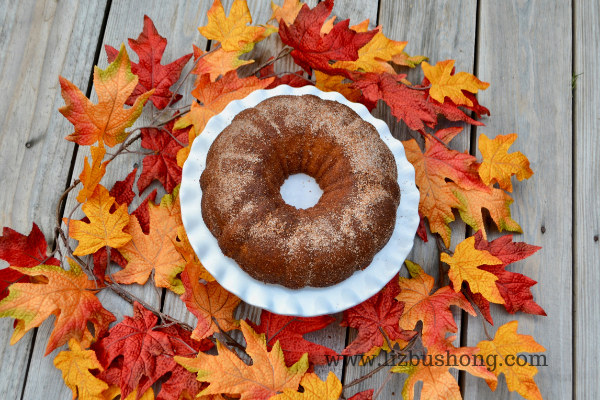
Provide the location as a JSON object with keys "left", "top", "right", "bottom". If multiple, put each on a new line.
{"left": 0, "top": 0, "right": 587, "bottom": 398}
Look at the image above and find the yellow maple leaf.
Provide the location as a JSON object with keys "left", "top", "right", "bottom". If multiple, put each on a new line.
{"left": 113, "top": 187, "right": 185, "bottom": 294}
{"left": 478, "top": 133, "right": 534, "bottom": 192}
{"left": 76, "top": 145, "right": 109, "bottom": 203}
{"left": 67, "top": 185, "right": 131, "bottom": 256}
{"left": 314, "top": 71, "right": 361, "bottom": 102}
{"left": 422, "top": 59, "right": 490, "bottom": 106}
{"left": 271, "top": 372, "right": 342, "bottom": 400}
{"left": 192, "top": 44, "right": 255, "bottom": 83}
{"left": 0, "top": 259, "right": 115, "bottom": 355}
{"left": 449, "top": 182, "right": 522, "bottom": 241}
{"left": 54, "top": 339, "right": 108, "bottom": 400}
{"left": 199, "top": 0, "right": 266, "bottom": 52}
{"left": 59, "top": 44, "right": 153, "bottom": 147}
{"left": 270, "top": 0, "right": 304, "bottom": 25}
{"left": 175, "top": 320, "right": 309, "bottom": 400}
{"left": 441, "top": 236, "right": 505, "bottom": 304}
{"left": 477, "top": 321, "right": 546, "bottom": 400}
{"left": 102, "top": 386, "right": 154, "bottom": 400}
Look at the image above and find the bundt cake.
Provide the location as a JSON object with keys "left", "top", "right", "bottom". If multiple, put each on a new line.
{"left": 200, "top": 94, "right": 400, "bottom": 288}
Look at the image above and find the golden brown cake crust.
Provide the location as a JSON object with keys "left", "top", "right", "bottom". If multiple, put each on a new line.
{"left": 200, "top": 94, "right": 400, "bottom": 288}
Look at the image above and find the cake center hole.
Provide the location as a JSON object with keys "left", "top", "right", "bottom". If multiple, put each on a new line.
{"left": 280, "top": 173, "right": 323, "bottom": 209}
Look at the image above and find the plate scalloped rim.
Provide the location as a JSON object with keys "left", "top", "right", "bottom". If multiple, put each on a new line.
{"left": 180, "top": 85, "right": 419, "bottom": 317}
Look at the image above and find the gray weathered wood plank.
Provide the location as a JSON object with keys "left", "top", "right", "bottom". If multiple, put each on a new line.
{"left": 464, "top": 1, "right": 572, "bottom": 399}
{"left": 342, "top": 0, "right": 479, "bottom": 397}
{"left": 0, "top": 1, "right": 109, "bottom": 399}
{"left": 574, "top": 2, "right": 600, "bottom": 398}
{"left": 20, "top": 1, "right": 211, "bottom": 399}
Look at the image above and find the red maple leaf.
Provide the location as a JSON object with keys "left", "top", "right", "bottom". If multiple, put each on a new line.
{"left": 278, "top": 0, "right": 377, "bottom": 75}
{"left": 105, "top": 16, "right": 192, "bottom": 109}
{"left": 137, "top": 117, "right": 189, "bottom": 194}
{"left": 259, "top": 59, "right": 313, "bottom": 89}
{"left": 463, "top": 231, "right": 545, "bottom": 324}
{"left": 131, "top": 189, "right": 158, "bottom": 235}
{"left": 246, "top": 310, "right": 339, "bottom": 367}
{"left": 94, "top": 302, "right": 212, "bottom": 400}
{"left": 349, "top": 390, "right": 374, "bottom": 400}
{"left": 341, "top": 275, "right": 417, "bottom": 357}
{"left": 0, "top": 223, "right": 59, "bottom": 301}
{"left": 350, "top": 72, "right": 437, "bottom": 132}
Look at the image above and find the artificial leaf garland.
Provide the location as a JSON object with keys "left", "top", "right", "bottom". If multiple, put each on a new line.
{"left": 0, "top": 3, "right": 548, "bottom": 400}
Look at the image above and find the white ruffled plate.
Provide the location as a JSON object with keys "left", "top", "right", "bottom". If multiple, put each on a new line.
{"left": 180, "top": 85, "right": 419, "bottom": 316}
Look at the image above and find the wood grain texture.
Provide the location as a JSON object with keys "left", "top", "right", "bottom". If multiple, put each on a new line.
{"left": 341, "top": 0, "right": 479, "bottom": 398}
{"left": 0, "top": 1, "right": 108, "bottom": 399}
{"left": 574, "top": 2, "right": 600, "bottom": 398}
{"left": 464, "top": 1, "right": 572, "bottom": 399}
{"left": 19, "top": 1, "right": 211, "bottom": 399}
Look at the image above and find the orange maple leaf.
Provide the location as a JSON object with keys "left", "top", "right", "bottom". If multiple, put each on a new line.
{"left": 180, "top": 267, "right": 240, "bottom": 340}
{"left": 54, "top": 339, "right": 108, "bottom": 400}
{"left": 175, "top": 226, "right": 214, "bottom": 283}
{"left": 0, "top": 259, "right": 115, "bottom": 355}
{"left": 175, "top": 320, "right": 309, "bottom": 400}
{"left": 392, "top": 339, "right": 497, "bottom": 400}
{"left": 59, "top": 44, "right": 154, "bottom": 147}
{"left": 199, "top": 0, "right": 266, "bottom": 52}
{"left": 333, "top": 22, "right": 408, "bottom": 74}
{"left": 270, "top": 0, "right": 305, "bottom": 25}
{"left": 113, "top": 187, "right": 185, "bottom": 294}
{"left": 67, "top": 185, "right": 131, "bottom": 256}
{"left": 422, "top": 59, "right": 490, "bottom": 107}
{"left": 314, "top": 71, "right": 361, "bottom": 102}
{"left": 76, "top": 145, "right": 109, "bottom": 203}
{"left": 403, "top": 134, "right": 489, "bottom": 246}
{"left": 271, "top": 372, "right": 342, "bottom": 400}
{"left": 478, "top": 133, "right": 534, "bottom": 192}
{"left": 441, "top": 236, "right": 505, "bottom": 304}
{"left": 477, "top": 321, "right": 546, "bottom": 400}
{"left": 449, "top": 182, "right": 522, "bottom": 240}
{"left": 397, "top": 260, "right": 475, "bottom": 348}
{"left": 175, "top": 71, "right": 274, "bottom": 165}
{"left": 192, "top": 44, "right": 255, "bottom": 83}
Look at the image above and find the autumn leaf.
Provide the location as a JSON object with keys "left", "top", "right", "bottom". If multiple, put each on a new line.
{"left": 341, "top": 275, "right": 416, "bottom": 360}
{"left": 102, "top": 385, "right": 154, "bottom": 400}
{"left": 94, "top": 302, "right": 212, "bottom": 400}
{"left": 348, "top": 390, "right": 374, "bottom": 400}
{"left": 180, "top": 267, "right": 240, "bottom": 340}
{"left": 137, "top": 117, "right": 189, "bottom": 194}
{"left": 67, "top": 185, "right": 132, "bottom": 256}
{"left": 105, "top": 16, "right": 192, "bottom": 109}
{"left": 271, "top": 0, "right": 304, "bottom": 25}
{"left": 397, "top": 260, "right": 475, "bottom": 348}
{"left": 175, "top": 320, "right": 309, "bottom": 400}
{"left": 351, "top": 72, "right": 437, "bottom": 131}
{"left": 271, "top": 372, "right": 342, "bottom": 400}
{"left": 468, "top": 231, "right": 545, "bottom": 323}
{"left": 278, "top": 0, "right": 377, "bottom": 75}
{"left": 332, "top": 22, "right": 408, "bottom": 74}
{"left": 131, "top": 189, "right": 158, "bottom": 235}
{"left": 478, "top": 133, "right": 534, "bottom": 192}
{"left": 320, "top": 16, "right": 336, "bottom": 36}
{"left": 422, "top": 60, "right": 490, "bottom": 106}
{"left": 391, "top": 51, "right": 428, "bottom": 68}
{"left": 0, "top": 223, "right": 60, "bottom": 301}
{"left": 403, "top": 134, "right": 489, "bottom": 246}
{"left": 314, "top": 71, "right": 361, "bottom": 102}
{"left": 392, "top": 339, "right": 497, "bottom": 400}
{"left": 0, "top": 259, "right": 115, "bottom": 355}
{"left": 199, "top": 0, "right": 266, "bottom": 52}
{"left": 247, "top": 309, "right": 338, "bottom": 367}
{"left": 174, "top": 71, "right": 274, "bottom": 163}
{"left": 259, "top": 59, "right": 313, "bottom": 89}
{"left": 416, "top": 212, "right": 428, "bottom": 242}
{"left": 449, "top": 182, "right": 523, "bottom": 240}
{"left": 54, "top": 339, "right": 108, "bottom": 400}
{"left": 477, "top": 321, "right": 545, "bottom": 400}
{"left": 59, "top": 44, "right": 153, "bottom": 147}
{"left": 175, "top": 226, "right": 214, "bottom": 283}
{"left": 77, "top": 145, "right": 109, "bottom": 203}
{"left": 441, "top": 236, "right": 504, "bottom": 304}
{"left": 114, "top": 187, "right": 185, "bottom": 294}
{"left": 191, "top": 44, "right": 254, "bottom": 83}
